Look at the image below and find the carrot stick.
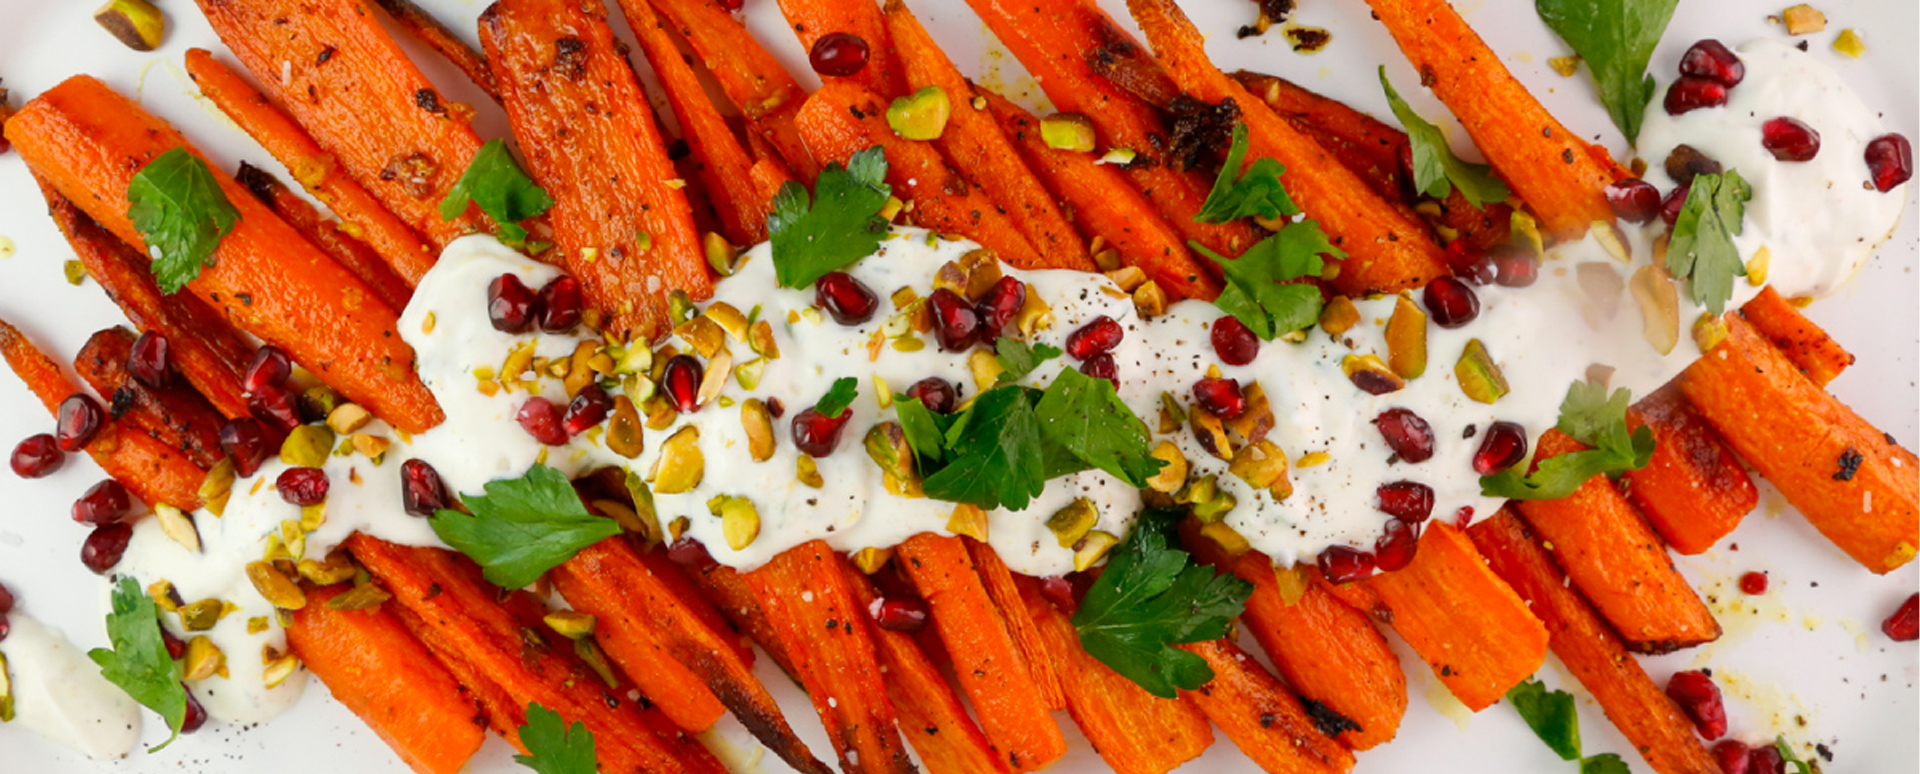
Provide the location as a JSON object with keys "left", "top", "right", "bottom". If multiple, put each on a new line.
{"left": 0, "top": 317, "right": 203, "bottom": 510}
{"left": 74, "top": 327, "right": 226, "bottom": 470}
{"left": 235, "top": 163, "right": 414, "bottom": 312}
{"left": 1738, "top": 286, "right": 1854, "bottom": 387}
{"left": 7, "top": 76, "right": 445, "bottom": 433}
{"left": 480, "top": 0, "right": 714, "bottom": 342}
{"left": 677, "top": 549, "right": 793, "bottom": 670}
{"left": 897, "top": 533, "right": 1065, "bottom": 772}
{"left": 962, "top": 539, "right": 1067, "bottom": 711}
{"left": 1469, "top": 510, "right": 1724, "bottom": 774}
{"left": 774, "top": 0, "right": 907, "bottom": 98}
{"left": 289, "top": 584, "right": 487, "bottom": 774}
{"left": 369, "top": 0, "right": 500, "bottom": 101}
{"left": 1360, "top": 0, "right": 1615, "bottom": 241}
{"left": 1513, "top": 430, "right": 1721, "bottom": 653}
{"left": 1623, "top": 384, "right": 1758, "bottom": 555}
{"left": 1178, "top": 639, "right": 1355, "bottom": 774}
{"left": 1679, "top": 315, "right": 1918, "bottom": 573}
{"left": 630, "top": 544, "right": 757, "bottom": 666}
{"left": 382, "top": 600, "right": 523, "bottom": 739}
{"left": 745, "top": 541, "right": 915, "bottom": 774}
{"left": 636, "top": 0, "right": 817, "bottom": 178}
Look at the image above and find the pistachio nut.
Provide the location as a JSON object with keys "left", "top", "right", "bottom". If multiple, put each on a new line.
{"left": 651, "top": 426, "right": 704, "bottom": 494}
{"left": 1045, "top": 498, "right": 1099, "bottom": 548}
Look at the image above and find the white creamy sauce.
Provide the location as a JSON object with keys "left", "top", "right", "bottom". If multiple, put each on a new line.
{"left": 0, "top": 613, "right": 143, "bottom": 759}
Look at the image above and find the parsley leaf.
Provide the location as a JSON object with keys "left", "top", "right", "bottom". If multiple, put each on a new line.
{"left": 1191, "top": 221, "right": 1343, "bottom": 340}
{"left": 430, "top": 465, "right": 621, "bottom": 589}
{"left": 1482, "top": 379, "right": 1654, "bottom": 502}
{"left": 1536, "top": 0, "right": 1679, "bottom": 143}
{"left": 88, "top": 577, "right": 187, "bottom": 751}
{"left": 1034, "top": 368, "right": 1163, "bottom": 488}
{"left": 894, "top": 396, "right": 953, "bottom": 470}
{"left": 1378, "top": 68, "right": 1511, "bottom": 209}
{"left": 127, "top": 147, "right": 242, "bottom": 294}
{"left": 994, "top": 338, "right": 1063, "bottom": 385}
{"left": 813, "top": 377, "right": 859, "bottom": 419}
{"left": 515, "top": 703, "right": 598, "bottom": 774}
{"left": 1775, "top": 737, "right": 1814, "bottom": 774}
{"left": 769, "top": 147, "right": 893, "bottom": 289}
{"left": 1195, "top": 123, "right": 1300, "bottom": 224}
{"left": 1072, "top": 509, "right": 1251, "bottom": 698}
{"left": 440, "top": 139, "right": 555, "bottom": 248}
{"left": 919, "top": 386, "right": 1047, "bottom": 510}
{"left": 1666, "top": 169, "right": 1752, "bottom": 315}
{"left": 1580, "top": 754, "right": 1632, "bottom": 774}
{"left": 1508, "top": 678, "right": 1636, "bottom": 774}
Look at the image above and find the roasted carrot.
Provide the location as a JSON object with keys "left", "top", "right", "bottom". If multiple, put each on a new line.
{"left": 962, "top": 539, "right": 1067, "bottom": 711}
{"left": 1361, "top": 0, "right": 1615, "bottom": 241}
{"left": 1739, "top": 286, "right": 1854, "bottom": 387}
{"left": 677, "top": 549, "right": 793, "bottom": 670}
{"left": 630, "top": 543, "right": 757, "bottom": 666}
{"left": 897, "top": 533, "right": 1065, "bottom": 772}
{"left": 0, "top": 83, "right": 15, "bottom": 154}
{"left": 480, "top": 0, "right": 714, "bottom": 342}
{"left": 369, "top": 0, "right": 500, "bottom": 101}
{"left": 74, "top": 327, "right": 226, "bottom": 470}
{"left": 1623, "top": 384, "right": 1758, "bottom": 555}
{"left": 745, "top": 541, "right": 915, "bottom": 774}
{"left": 8, "top": 76, "right": 445, "bottom": 433}
{"left": 235, "top": 163, "right": 414, "bottom": 312}
{"left": 1178, "top": 639, "right": 1355, "bottom": 774}
{"left": 1680, "top": 315, "right": 1918, "bottom": 573}
{"left": 288, "top": 584, "right": 486, "bottom": 774}
{"left": 382, "top": 599, "right": 523, "bottom": 739}
{"left": 775, "top": 0, "right": 907, "bottom": 98}
{"left": 1514, "top": 430, "right": 1721, "bottom": 653}
{"left": 0, "top": 317, "right": 203, "bottom": 510}
{"left": 636, "top": 0, "right": 817, "bottom": 177}
{"left": 1469, "top": 510, "right": 1724, "bottom": 774}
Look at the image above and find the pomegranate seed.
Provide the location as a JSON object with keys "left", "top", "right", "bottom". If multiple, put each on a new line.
{"left": 1747, "top": 744, "right": 1785, "bottom": 774}
{"left": 1065, "top": 316, "right": 1124, "bottom": 360}
{"left": 792, "top": 407, "right": 852, "bottom": 457}
{"left": 488, "top": 273, "right": 541, "bottom": 333}
{"left": 55, "top": 394, "right": 105, "bottom": 452}
{"left": 1665, "top": 670, "right": 1728, "bottom": 740}
{"left": 870, "top": 595, "right": 931, "bottom": 633}
{"left": 243, "top": 346, "right": 292, "bottom": 395}
{"left": 1210, "top": 316, "right": 1260, "bottom": 366}
{"left": 667, "top": 538, "right": 719, "bottom": 573}
{"left": 537, "top": 276, "right": 584, "bottom": 332}
{"left": 974, "top": 276, "right": 1027, "bottom": 337}
{"left": 73, "top": 480, "right": 133, "bottom": 525}
{"left": 11, "top": 434, "right": 65, "bottom": 478}
{"left": 249, "top": 385, "right": 303, "bottom": 434}
{"left": 564, "top": 384, "right": 614, "bottom": 436}
{"left": 1038, "top": 575, "right": 1080, "bottom": 616}
{"left": 1884, "top": 593, "right": 1919, "bottom": 641}
{"left": 161, "top": 628, "right": 186, "bottom": 660}
{"left": 1079, "top": 353, "right": 1118, "bottom": 386}
{"left": 1192, "top": 378, "right": 1247, "bottom": 420}
{"left": 0, "top": 582, "right": 13, "bottom": 614}
{"left": 1445, "top": 241, "right": 1495, "bottom": 286}
{"left": 1605, "top": 178, "right": 1663, "bottom": 223}
{"left": 517, "top": 397, "right": 568, "bottom": 445}
{"left": 1375, "top": 481, "right": 1435, "bottom": 523}
{"left": 1375, "top": 408, "right": 1435, "bottom": 463}
{"left": 927, "top": 289, "right": 982, "bottom": 352}
{"left": 816, "top": 271, "right": 880, "bottom": 325}
{"left": 1472, "top": 421, "right": 1529, "bottom": 475}
{"left": 182, "top": 690, "right": 208, "bottom": 733}
{"left": 1422, "top": 277, "right": 1480, "bottom": 328}
{"left": 1760, "top": 117, "right": 1820, "bottom": 162}
{"left": 1454, "top": 506, "right": 1475, "bottom": 529}
{"left": 1713, "top": 741, "right": 1753, "bottom": 774}
{"left": 1664, "top": 76, "right": 1729, "bottom": 116}
{"left": 277, "top": 467, "right": 331, "bottom": 506}
{"left": 0, "top": 613, "right": 7, "bottom": 643}
{"left": 1318, "top": 546, "right": 1376, "bottom": 584}
{"left": 1865, "top": 134, "right": 1913, "bottom": 192}
{"left": 81, "top": 522, "right": 133, "bottom": 574}
{"left": 401, "top": 459, "right": 451, "bottom": 517}
{"left": 766, "top": 397, "right": 786, "bottom": 419}
{"left": 906, "top": 377, "right": 958, "bottom": 415}
{"left": 128, "top": 331, "right": 171, "bottom": 388}
{"left": 1374, "top": 519, "right": 1420, "bottom": 572}
{"left": 1739, "top": 571, "right": 1769, "bottom": 595}
{"left": 1661, "top": 183, "right": 1692, "bottom": 226}
{"left": 1491, "top": 247, "right": 1538, "bottom": 287}
{"left": 715, "top": 0, "right": 742, "bottom": 10}
{"left": 661, "top": 355, "right": 705, "bottom": 413}
{"left": 1678, "top": 39, "right": 1744, "bottom": 87}
{"left": 809, "top": 32, "right": 870, "bottom": 78}
{"left": 220, "top": 418, "right": 274, "bottom": 478}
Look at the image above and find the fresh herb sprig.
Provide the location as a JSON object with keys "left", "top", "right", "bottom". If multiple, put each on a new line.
{"left": 1195, "top": 124, "right": 1299, "bottom": 224}
{"left": 514, "top": 703, "right": 598, "bottom": 774}
{"left": 88, "top": 577, "right": 188, "bottom": 751}
{"left": 1535, "top": 0, "right": 1680, "bottom": 143}
{"left": 1481, "top": 379, "right": 1654, "bottom": 500}
{"left": 1507, "top": 678, "right": 1631, "bottom": 774}
{"left": 1191, "top": 221, "right": 1343, "bottom": 341}
{"left": 813, "top": 377, "right": 860, "bottom": 419}
{"left": 769, "top": 147, "right": 893, "bottom": 289}
{"left": 1667, "top": 169, "right": 1752, "bottom": 314}
{"left": 440, "top": 139, "right": 555, "bottom": 248}
{"left": 127, "top": 147, "right": 242, "bottom": 294}
{"left": 429, "top": 465, "right": 621, "bottom": 589}
{"left": 993, "top": 338, "right": 1062, "bottom": 386}
{"left": 1379, "top": 67, "right": 1512, "bottom": 209}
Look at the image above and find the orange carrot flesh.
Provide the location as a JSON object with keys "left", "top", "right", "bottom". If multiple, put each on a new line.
{"left": 74, "top": 327, "right": 226, "bottom": 470}
{"left": 963, "top": 539, "right": 1067, "bottom": 711}
{"left": 369, "top": 0, "right": 501, "bottom": 101}
{"left": 289, "top": 585, "right": 487, "bottom": 774}
{"left": 1178, "top": 639, "right": 1355, "bottom": 774}
{"left": 234, "top": 162, "right": 414, "bottom": 312}
{"left": 680, "top": 554, "right": 793, "bottom": 671}
{"left": 1469, "top": 510, "right": 1724, "bottom": 774}
{"left": 383, "top": 599, "right": 524, "bottom": 741}
{"left": 1514, "top": 430, "right": 1722, "bottom": 653}
{"left": 7, "top": 76, "right": 445, "bottom": 433}
{"left": 638, "top": 0, "right": 817, "bottom": 177}
{"left": 775, "top": 0, "right": 908, "bottom": 98}
{"left": 480, "top": 0, "right": 715, "bottom": 342}
{"left": 1624, "top": 384, "right": 1758, "bottom": 555}
{"left": 1738, "top": 286, "right": 1855, "bottom": 387}
{"left": 630, "top": 544, "right": 758, "bottom": 666}
{"left": 1680, "top": 315, "right": 1918, "bottom": 573}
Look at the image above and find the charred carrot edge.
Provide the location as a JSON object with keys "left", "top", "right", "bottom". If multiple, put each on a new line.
{"left": 1178, "top": 639, "right": 1356, "bottom": 774}
{"left": 235, "top": 163, "right": 414, "bottom": 312}
{"left": 1623, "top": 384, "right": 1758, "bottom": 555}
{"left": 679, "top": 552, "right": 794, "bottom": 671}
{"left": 637, "top": 0, "right": 818, "bottom": 178}
{"left": 194, "top": 0, "right": 486, "bottom": 248}
{"left": 382, "top": 599, "right": 523, "bottom": 741}
{"left": 897, "top": 533, "right": 1065, "bottom": 772}
{"left": 369, "top": 0, "right": 500, "bottom": 101}
{"left": 74, "top": 327, "right": 226, "bottom": 470}
{"left": 1125, "top": 0, "right": 1450, "bottom": 297}
{"left": 883, "top": 1, "right": 1092, "bottom": 271}
{"left": 775, "top": 0, "right": 907, "bottom": 98}
{"left": 38, "top": 181, "right": 252, "bottom": 420}
{"left": 631, "top": 543, "right": 758, "bottom": 666}
{"left": 1318, "top": 521, "right": 1548, "bottom": 711}
{"left": 796, "top": 82, "right": 1048, "bottom": 270}
{"left": 289, "top": 584, "right": 487, "bottom": 774}
{"left": 1514, "top": 430, "right": 1722, "bottom": 653}
{"left": 1360, "top": 0, "right": 1614, "bottom": 241}
{"left": 1739, "top": 286, "right": 1855, "bottom": 387}
{"left": 961, "top": 539, "right": 1068, "bottom": 711}
{"left": 982, "top": 92, "right": 1221, "bottom": 301}
{"left": 481, "top": 0, "right": 714, "bottom": 342}
{"left": 1181, "top": 522, "right": 1406, "bottom": 750}
{"left": 1680, "top": 315, "right": 1918, "bottom": 573}
{"left": 1469, "top": 510, "right": 1724, "bottom": 774}
{"left": 553, "top": 538, "right": 833, "bottom": 774}
{"left": 0, "top": 317, "right": 203, "bottom": 510}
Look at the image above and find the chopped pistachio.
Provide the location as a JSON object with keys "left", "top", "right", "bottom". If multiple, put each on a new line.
{"left": 563, "top": 341, "right": 599, "bottom": 397}
{"left": 247, "top": 561, "right": 307, "bottom": 609}
{"left": 1272, "top": 564, "right": 1311, "bottom": 605}
{"left": 615, "top": 343, "right": 654, "bottom": 375}
{"left": 1692, "top": 312, "right": 1729, "bottom": 352}
{"left": 651, "top": 426, "right": 704, "bottom": 494}
{"left": 247, "top": 617, "right": 270, "bottom": 635}
{"left": 299, "top": 386, "right": 342, "bottom": 421}
{"left": 947, "top": 504, "right": 989, "bottom": 542}
{"left": 697, "top": 347, "right": 733, "bottom": 407}
{"left": 1548, "top": 54, "right": 1582, "bottom": 77}
{"left": 1191, "top": 487, "right": 1238, "bottom": 522}
{"left": 1015, "top": 286, "right": 1053, "bottom": 338}
{"left": 1319, "top": 296, "right": 1361, "bottom": 335}
{"left": 705, "top": 303, "right": 750, "bottom": 341}
{"left": 1132, "top": 281, "right": 1168, "bottom": 318}
{"left": 1510, "top": 211, "right": 1547, "bottom": 258}
{"left": 668, "top": 290, "right": 697, "bottom": 327}
{"left": 1782, "top": 3, "right": 1826, "bottom": 34}
{"left": 544, "top": 611, "right": 598, "bottom": 640}
{"left": 262, "top": 654, "right": 300, "bottom": 689}
{"left": 198, "top": 457, "right": 236, "bottom": 516}
{"left": 622, "top": 470, "right": 664, "bottom": 545}
{"left": 1, "top": 652, "right": 14, "bottom": 721}
{"left": 1045, "top": 498, "right": 1100, "bottom": 548}
{"left": 1190, "top": 407, "right": 1234, "bottom": 460}
{"left": 148, "top": 580, "right": 184, "bottom": 612}
{"left": 967, "top": 349, "right": 1005, "bottom": 391}
{"left": 179, "top": 599, "right": 225, "bottom": 632}
{"left": 705, "top": 232, "right": 739, "bottom": 277}
{"left": 708, "top": 495, "right": 761, "bottom": 550}
{"left": 1746, "top": 246, "right": 1771, "bottom": 286}
{"left": 1592, "top": 221, "right": 1632, "bottom": 262}
{"left": 1297, "top": 451, "right": 1331, "bottom": 468}
{"left": 1198, "top": 521, "right": 1251, "bottom": 558}
{"left": 887, "top": 86, "right": 952, "bottom": 140}
{"left": 1104, "top": 266, "right": 1147, "bottom": 292}
{"left": 879, "top": 196, "right": 906, "bottom": 222}
{"left": 1040, "top": 112, "right": 1097, "bottom": 152}
{"left": 1145, "top": 441, "right": 1189, "bottom": 493}
{"left": 1340, "top": 354, "right": 1406, "bottom": 395}
{"left": 1072, "top": 531, "right": 1120, "bottom": 571}
{"left": 183, "top": 636, "right": 225, "bottom": 681}
{"left": 1629, "top": 264, "right": 1680, "bottom": 355}
{"left": 749, "top": 320, "right": 780, "bottom": 360}
{"left": 1224, "top": 382, "right": 1275, "bottom": 446}
{"left": 297, "top": 550, "right": 358, "bottom": 585}
{"left": 300, "top": 503, "right": 327, "bottom": 532}
{"left": 739, "top": 399, "right": 776, "bottom": 462}
{"left": 676, "top": 316, "right": 726, "bottom": 359}
{"left": 1230, "top": 440, "right": 1292, "bottom": 500}
{"left": 734, "top": 357, "right": 768, "bottom": 391}
{"left": 606, "top": 396, "right": 644, "bottom": 459}
{"left": 1454, "top": 339, "right": 1511, "bottom": 404}
{"left": 1097, "top": 148, "right": 1138, "bottom": 165}
{"left": 280, "top": 425, "right": 336, "bottom": 468}
{"left": 327, "top": 403, "right": 372, "bottom": 435}
{"left": 851, "top": 546, "right": 895, "bottom": 574}
{"left": 324, "top": 584, "right": 391, "bottom": 611}
{"left": 1832, "top": 28, "right": 1864, "bottom": 58}
{"left": 1385, "top": 294, "right": 1428, "bottom": 379}
{"left": 796, "top": 455, "right": 824, "bottom": 488}
{"left": 864, "top": 422, "right": 921, "bottom": 496}
{"left": 574, "top": 638, "right": 619, "bottom": 688}
{"left": 352, "top": 433, "right": 391, "bottom": 460}
{"left": 94, "top": 0, "right": 167, "bottom": 51}
{"left": 156, "top": 504, "right": 202, "bottom": 553}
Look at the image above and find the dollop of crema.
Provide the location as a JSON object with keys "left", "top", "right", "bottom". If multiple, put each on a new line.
{"left": 0, "top": 613, "right": 143, "bottom": 759}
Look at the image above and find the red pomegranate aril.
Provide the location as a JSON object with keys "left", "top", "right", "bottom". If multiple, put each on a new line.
{"left": 1738, "top": 571, "right": 1769, "bottom": 595}
{"left": 1454, "top": 506, "right": 1475, "bottom": 529}
{"left": 222, "top": 418, "right": 275, "bottom": 477}
{"left": 1747, "top": 744, "right": 1785, "bottom": 774}
{"left": 1472, "top": 421, "right": 1529, "bottom": 475}
{"left": 1492, "top": 247, "right": 1538, "bottom": 287}
{"left": 661, "top": 355, "right": 705, "bottom": 413}
{"left": 1760, "top": 117, "right": 1820, "bottom": 162}
{"left": 517, "top": 397, "right": 569, "bottom": 446}
{"left": 1318, "top": 546, "right": 1376, "bottom": 584}
{"left": 792, "top": 407, "right": 852, "bottom": 458}
{"left": 1065, "top": 316, "right": 1124, "bottom": 360}
{"left": 161, "top": 628, "right": 187, "bottom": 660}
{"left": 1712, "top": 741, "right": 1753, "bottom": 774}
{"left": 816, "top": 271, "right": 880, "bottom": 325}
{"left": 1661, "top": 183, "right": 1692, "bottom": 226}
{"left": 906, "top": 377, "right": 958, "bottom": 415}
{"left": 81, "top": 522, "right": 133, "bottom": 574}
{"left": 401, "top": 458, "right": 451, "bottom": 517}
{"left": 1375, "top": 408, "right": 1435, "bottom": 463}
{"left": 73, "top": 479, "right": 133, "bottom": 525}
{"left": 1375, "top": 481, "right": 1435, "bottom": 523}
{"left": 1678, "top": 39, "right": 1744, "bottom": 86}
{"left": 974, "top": 276, "right": 1027, "bottom": 337}
{"left": 564, "top": 385, "right": 614, "bottom": 436}
{"left": 1605, "top": 178, "right": 1663, "bottom": 223}
{"left": 1445, "top": 241, "right": 1495, "bottom": 286}
{"left": 0, "top": 582, "right": 12, "bottom": 614}
{"left": 537, "top": 276, "right": 584, "bottom": 332}
{"left": 1664, "top": 76, "right": 1729, "bottom": 116}
{"left": 1210, "top": 316, "right": 1260, "bottom": 366}
{"left": 870, "top": 595, "right": 931, "bottom": 633}
{"left": 488, "top": 273, "right": 541, "bottom": 334}
{"left": 1038, "top": 575, "right": 1080, "bottom": 616}
{"left": 715, "top": 0, "right": 742, "bottom": 10}
{"left": 1866, "top": 133, "right": 1913, "bottom": 192}
{"left": 243, "top": 346, "right": 292, "bottom": 395}
{"left": 182, "top": 690, "right": 208, "bottom": 733}
{"left": 249, "top": 386, "right": 303, "bottom": 434}
{"left": 1884, "top": 592, "right": 1919, "bottom": 641}
{"left": 927, "top": 288, "right": 982, "bottom": 352}
{"left": 0, "top": 613, "right": 7, "bottom": 642}
{"left": 55, "top": 394, "right": 105, "bottom": 452}
{"left": 1079, "top": 353, "right": 1118, "bottom": 386}
{"left": 809, "top": 32, "right": 870, "bottom": 77}
{"left": 1665, "top": 670, "right": 1728, "bottom": 740}
{"left": 667, "top": 538, "right": 719, "bottom": 573}
{"left": 1192, "top": 378, "right": 1247, "bottom": 420}
{"left": 11, "top": 433, "right": 65, "bottom": 478}
{"left": 1374, "top": 519, "right": 1420, "bottom": 572}
{"left": 128, "top": 331, "right": 171, "bottom": 388}
{"left": 276, "top": 467, "right": 330, "bottom": 506}
{"left": 1422, "top": 276, "right": 1480, "bottom": 328}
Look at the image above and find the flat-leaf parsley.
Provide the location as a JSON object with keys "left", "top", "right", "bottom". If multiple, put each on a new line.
{"left": 768, "top": 147, "right": 893, "bottom": 289}
{"left": 1072, "top": 509, "right": 1251, "bottom": 698}
{"left": 429, "top": 465, "right": 621, "bottom": 589}
{"left": 127, "top": 147, "right": 242, "bottom": 294}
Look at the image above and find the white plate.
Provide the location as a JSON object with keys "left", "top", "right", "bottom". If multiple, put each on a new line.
{"left": 0, "top": 0, "right": 1912, "bottom": 771}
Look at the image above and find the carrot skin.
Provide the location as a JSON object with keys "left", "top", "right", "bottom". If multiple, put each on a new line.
{"left": 637, "top": 0, "right": 817, "bottom": 177}
{"left": 1738, "top": 286, "right": 1854, "bottom": 386}
{"left": 1624, "top": 384, "right": 1758, "bottom": 555}
{"left": 963, "top": 539, "right": 1068, "bottom": 711}
{"left": 383, "top": 600, "right": 524, "bottom": 740}
{"left": 74, "top": 327, "right": 227, "bottom": 470}
{"left": 1178, "top": 639, "right": 1355, "bottom": 774}
{"left": 369, "top": 0, "right": 501, "bottom": 101}
{"left": 630, "top": 543, "right": 758, "bottom": 666}
{"left": 775, "top": 0, "right": 908, "bottom": 98}
{"left": 234, "top": 162, "right": 414, "bottom": 312}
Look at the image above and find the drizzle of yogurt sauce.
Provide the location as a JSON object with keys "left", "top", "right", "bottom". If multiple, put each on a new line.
{"left": 0, "top": 613, "right": 142, "bottom": 758}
